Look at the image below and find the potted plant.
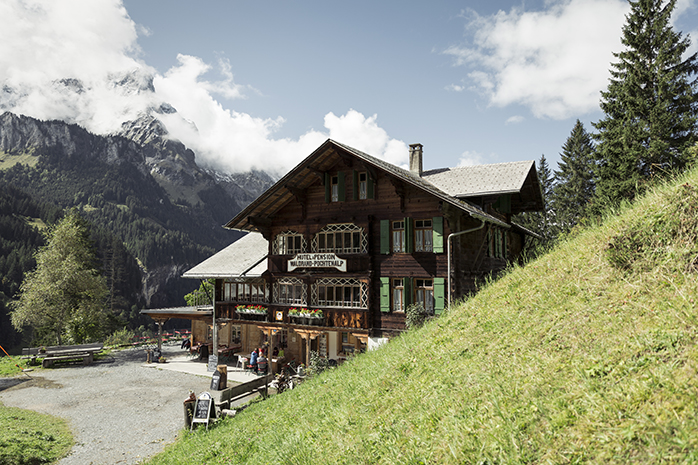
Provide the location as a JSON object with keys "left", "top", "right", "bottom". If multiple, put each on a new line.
{"left": 308, "top": 309, "right": 323, "bottom": 325}
{"left": 288, "top": 307, "right": 304, "bottom": 324}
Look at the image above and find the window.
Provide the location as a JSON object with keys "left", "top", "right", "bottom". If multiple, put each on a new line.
{"left": 392, "top": 221, "right": 405, "bottom": 253}
{"left": 487, "top": 227, "right": 506, "bottom": 259}
{"left": 381, "top": 217, "right": 442, "bottom": 254}
{"left": 415, "top": 279, "right": 434, "bottom": 313}
{"left": 313, "top": 223, "right": 367, "bottom": 254}
{"left": 325, "top": 171, "right": 346, "bottom": 203}
{"left": 392, "top": 278, "right": 405, "bottom": 312}
{"left": 414, "top": 219, "right": 433, "bottom": 252}
{"left": 359, "top": 172, "right": 368, "bottom": 200}
{"left": 223, "top": 280, "right": 268, "bottom": 303}
{"left": 273, "top": 231, "right": 306, "bottom": 255}
{"left": 331, "top": 176, "right": 339, "bottom": 202}
{"left": 274, "top": 278, "right": 307, "bottom": 306}
{"left": 231, "top": 325, "right": 242, "bottom": 344}
{"left": 312, "top": 278, "right": 368, "bottom": 308}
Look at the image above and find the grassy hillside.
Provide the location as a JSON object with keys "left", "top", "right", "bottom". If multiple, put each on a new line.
{"left": 147, "top": 169, "right": 698, "bottom": 464}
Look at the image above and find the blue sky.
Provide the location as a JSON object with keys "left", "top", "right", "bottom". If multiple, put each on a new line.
{"left": 1, "top": 0, "right": 697, "bottom": 177}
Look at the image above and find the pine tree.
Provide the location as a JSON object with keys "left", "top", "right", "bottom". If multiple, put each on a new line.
{"left": 551, "top": 120, "right": 596, "bottom": 233}
{"left": 593, "top": 0, "right": 698, "bottom": 207}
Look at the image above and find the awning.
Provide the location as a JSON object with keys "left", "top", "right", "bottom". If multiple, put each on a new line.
{"left": 140, "top": 306, "right": 213, "bottom": 322}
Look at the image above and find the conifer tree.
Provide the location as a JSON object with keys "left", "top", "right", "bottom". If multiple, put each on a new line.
{"left": 551, "top": 120, "right": 596, "bottom": 233}
{"left": 593, "top": 0, "right": 698, "bottom": 207}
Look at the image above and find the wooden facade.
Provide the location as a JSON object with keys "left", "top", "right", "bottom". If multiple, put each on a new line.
{"left": 185, "top": 140, "right": 542, "bottom": 365}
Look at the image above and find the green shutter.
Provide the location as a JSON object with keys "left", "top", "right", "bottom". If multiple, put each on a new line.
{"left": 434, "top": 278, "right": 445, "bottom": 314}
{"left": 380, "top": 220, "right": 390, "bottom": 254}
{"left": 352, "top": 170, "right": 358, "bottom": 201}
{"left": 367, "top": 176, "right": 375, "bottom": 199}
{"left": 380, "top": 277, "right": 390, "bottom": 312}
{"left": 404, "top": 277, "right": 413, "bottom": 306}
{"left": 502, "top": 230, "right": 509, "bottom": 260}
{"left": 432, "top": 216, "right": 443, "bottom": 253}
{"left": 338, "top": 171, "right": 346, "bottom": 202}
{"left": 324, "top": 172, "right": 331, "bottom": 203}
{"left": 404, "top": 217, "right": 413, "bottom": 253}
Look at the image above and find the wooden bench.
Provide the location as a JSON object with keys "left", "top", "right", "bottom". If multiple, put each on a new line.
{"left": 214, "top": 374, "right": 273, "bottom": 410}
{"left": 21, "top": 343, "right": 103, "bottom": 368}
{"left": 42, "top": 352, "right": 94, "bottom": 368}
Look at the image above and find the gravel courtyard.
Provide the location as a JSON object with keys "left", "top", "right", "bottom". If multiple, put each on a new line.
{"left": 0, "top": 344, "right": 214, "bottom": 465}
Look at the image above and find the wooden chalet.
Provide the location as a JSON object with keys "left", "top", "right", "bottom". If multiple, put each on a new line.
{"left": 179, "top": 139, "right": 543, "bottom": 366}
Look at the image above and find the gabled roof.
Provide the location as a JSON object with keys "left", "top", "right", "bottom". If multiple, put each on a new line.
{"left": 224, "top": 139, "right": 512, "bottom": 232}
{"left": 182, "top": 232, "right": 268, "bottom": 279}
{"left": 422, "top": 161, "right": 534, "bottom": 197}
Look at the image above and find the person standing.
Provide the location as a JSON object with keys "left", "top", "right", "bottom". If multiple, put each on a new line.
{"left": 249, "top": 348, "right": 258, "bottom": 372}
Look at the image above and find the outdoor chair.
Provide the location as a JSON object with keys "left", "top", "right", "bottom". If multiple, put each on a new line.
{"left": 236, "top": 356, "right": 248, "bottom": 370}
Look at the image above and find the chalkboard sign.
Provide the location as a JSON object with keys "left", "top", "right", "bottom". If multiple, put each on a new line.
{"left": 210, "top": 370, "right": 221, "bottom": 391}
{"left": 191, "top": 392, "right": 213, "bottom": 430}
{"left": 207, "top": 355, "right": 218, "bottom": 372}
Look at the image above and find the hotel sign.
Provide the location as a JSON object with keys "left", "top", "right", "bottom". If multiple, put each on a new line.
{"left": 288, "top": 253, "right": 346, "bottom": 272}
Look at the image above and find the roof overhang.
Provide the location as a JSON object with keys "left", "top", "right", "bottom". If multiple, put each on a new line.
{"left": 141, "top": 306, "right": 213, "bottom": 322}
{"left": 224, "top": 139, "right": 509, "bottom": 232}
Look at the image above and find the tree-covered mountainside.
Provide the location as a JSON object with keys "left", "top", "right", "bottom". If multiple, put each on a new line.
{"left": 0, "top": 112, "right": 269, "bottom": 310}
{"left": 0, "top": 184, "right": 146, "bottom": 351}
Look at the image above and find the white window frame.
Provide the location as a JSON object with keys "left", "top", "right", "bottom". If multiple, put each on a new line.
{"left": 272, "top": 231, "right": 306, "bottom": 255}
{"left": 312, "top": 277, "right": 368, "bottom": 309}
{"left": 312, "top": 223, "right": 368, "bottom": 254}
{"left": 273, "top": 278, "right": 307, "bottom": 306}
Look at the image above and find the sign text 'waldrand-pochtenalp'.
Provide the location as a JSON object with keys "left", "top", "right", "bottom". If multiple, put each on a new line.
{"left": 288, "top": 253, "right": 347, "bottom": 272}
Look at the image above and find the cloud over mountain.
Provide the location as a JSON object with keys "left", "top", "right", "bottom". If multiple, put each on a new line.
{"left": 0, "top": 0, "right": 407, "bottom": 177}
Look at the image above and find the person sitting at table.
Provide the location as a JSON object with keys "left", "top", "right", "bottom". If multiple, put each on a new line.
{"left": 249, "top": 348, "right": 258, "bottom": 372}
{"left": 272, "top": 346, "right": 279, "bottom": 357}
{"left": 257, "top": 351, "right": 268, "bottom": 374}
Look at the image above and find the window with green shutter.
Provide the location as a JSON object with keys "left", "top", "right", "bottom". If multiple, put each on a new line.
{"left": 432, "top": 216, "right": 443, "bottom": 253}
{"left": 337, "top": 171, "right": 345, "bottom": 202}
{"left": 380, "top": 277, "right": 390, "bottom": 312}
{"left": 433, "top": 278, "right": 445, "bottom": 314}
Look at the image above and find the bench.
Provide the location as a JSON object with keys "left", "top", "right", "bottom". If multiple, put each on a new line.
{"left": 21, "top": 343, "right": 103, "bottom": 368}
{"left": 214, "top": 374, "right": 273, "bottom": 410}
{"left": 42, "top": 352, "right": 94, "bottom": 368}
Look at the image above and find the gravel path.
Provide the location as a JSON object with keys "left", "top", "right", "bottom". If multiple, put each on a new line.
{"left": 0, "top": 344, "right": 212, "bottom": 465}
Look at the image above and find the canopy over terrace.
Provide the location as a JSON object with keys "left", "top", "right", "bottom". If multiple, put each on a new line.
{"left": 140, "top": 306, "right": 213, "bottom": 353}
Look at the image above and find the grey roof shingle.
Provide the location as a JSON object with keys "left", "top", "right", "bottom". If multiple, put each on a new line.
{"left": 182, "top": 232, "right": 268, "bottom": 279}
{"left": 422, "top": 160, "right": 536, "bottom": 198}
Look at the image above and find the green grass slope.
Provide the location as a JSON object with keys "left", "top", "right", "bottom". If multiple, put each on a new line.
{"left": 147, "top": 169, "right": 698, "bottom": 465}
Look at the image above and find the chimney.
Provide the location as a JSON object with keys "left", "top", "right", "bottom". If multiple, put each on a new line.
{"left": 409, "top": 143, "right": 423, "bottom": 176}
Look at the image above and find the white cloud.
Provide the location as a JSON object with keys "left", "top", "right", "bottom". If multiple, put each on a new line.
{"left": 445, "top": 83, "right": 465, "bottom": 92}
{"left": 324, "top": 110, "right": 408, "bottom": 169}
{"left": 457, "top": 150, "right": 486, "bottom": 167}
{"left": 506, "top": 115, "right": 524, "bottom": 125}
{"left": 0, "top": 0, "right": 407, "bottom": 177}
{"left": 444, "top": 0, "right": 630, "bottom": 119}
